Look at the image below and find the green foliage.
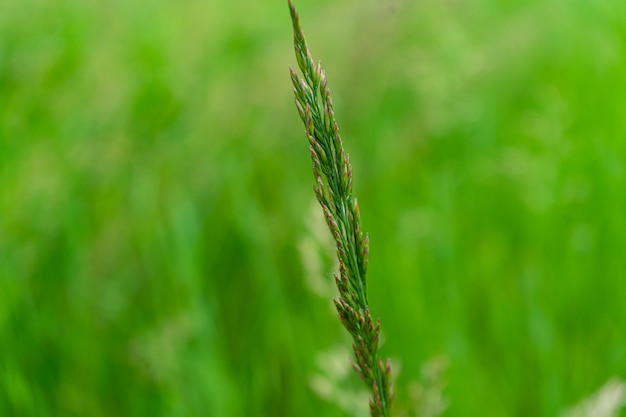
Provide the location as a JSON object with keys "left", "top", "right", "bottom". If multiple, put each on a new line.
{"left": 1, "top": 0, "right": 626, "bottom": 416}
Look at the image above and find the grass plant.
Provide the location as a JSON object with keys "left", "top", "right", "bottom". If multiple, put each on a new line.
{"left": 2, "top": 0, "right": 626, "bottom": 415}
{"left": 288, "top": 2, "right": 394, "bottom": 415}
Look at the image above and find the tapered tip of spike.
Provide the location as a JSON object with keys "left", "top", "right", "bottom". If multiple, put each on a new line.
{"left": 288, "top": 0, "right": 300, "bottom": 32}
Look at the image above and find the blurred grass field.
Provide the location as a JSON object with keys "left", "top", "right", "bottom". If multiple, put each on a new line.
{"left": 1, "top": 0, "right": 626, "bottom": 416}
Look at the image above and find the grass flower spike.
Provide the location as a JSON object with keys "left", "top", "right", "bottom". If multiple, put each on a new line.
{"left": 287, "top": 2, "right": 394, "bottom": 416}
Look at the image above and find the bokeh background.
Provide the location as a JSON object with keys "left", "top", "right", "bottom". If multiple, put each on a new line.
{"left": 2, "top": 0, "right": 626, "bottom": 415}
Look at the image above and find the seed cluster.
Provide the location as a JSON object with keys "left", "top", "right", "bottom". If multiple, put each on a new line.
{"left": 288, "top": 2, "right": 394, "bottom": 415}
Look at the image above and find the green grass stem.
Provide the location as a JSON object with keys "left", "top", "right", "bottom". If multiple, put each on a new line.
{"left": 287, "top": 2, "right": 394, "bottom": 416}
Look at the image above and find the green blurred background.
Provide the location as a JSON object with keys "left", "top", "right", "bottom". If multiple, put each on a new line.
{"left": 1, "top": 0, "right": 626, "bottom": 415}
